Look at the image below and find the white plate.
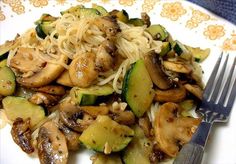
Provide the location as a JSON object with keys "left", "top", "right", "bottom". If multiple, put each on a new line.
{"left": 0, "top": 0, "right": 236, "bottom": 164}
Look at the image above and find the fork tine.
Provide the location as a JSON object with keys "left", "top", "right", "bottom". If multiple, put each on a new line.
{"left": 226, "top": 58, "right": 236, "bottom": 112}
{"left": 218, "top": 57, "right": 236, "bottom": 106}
{"left": 211, "top": 54, "right": 229, "bottom": 102}
{"left": 203, "top": 52, "right": 223, "bottom": 100}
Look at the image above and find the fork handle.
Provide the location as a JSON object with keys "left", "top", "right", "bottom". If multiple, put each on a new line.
{"left": 173, "top": 143, "right": 204, "bottom": 164}
{"left": 174, "top": 121, "right": 212, "bottom": 164}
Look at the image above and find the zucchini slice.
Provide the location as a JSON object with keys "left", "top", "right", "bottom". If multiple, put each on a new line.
{"left": 109, "top": 9, "right": 129, "bottom": 23}
{"left": 122, "top": 60, "right": 154, "bottom": 117}
{"left": 70, "top": 85, "right": 114, "bottom": 105}
{"left": 128, "top": 18, "right": 144, "bottom": 26}
{"left": 60, "top": 5, "right": 84, "bottom": 15}
{"left": 146, "top": 24, "right": 168, "bottom": 41}
{"left": 159, "top": 42, "right": 171, "bottom": 56}
{"left": 0, "top": 40, "right": 19, "bottom": 61}
{"left": 186, "top": 46, "right": 210, "bottom": 62}
{"left": 79, "top": 115, "right": 134, "bottom": 153}
{"left": 35, "top": 14, "right": 57, "bottom": 39}
{"left": 92, "top": 4, "right": 108, "bottom": 16}
{"left": 0, "top": 66, "right": 16, "bottom": 96}
{"left": 93, "top": 154, "right": 122, "bottom": 164}
{"left": 0, "top": 59, "right": 7, "bottom": 68}
{"left": 123, "top": 125, "right": 153, "bottom": 164}
{"left": 61, "top": 5, "right": 101, "bottom": 18}
{"left": 171, "top": 40, "right": 191, "bottom": 60}
{"left": 2, "top": 96, "right": 45, "bottom": 127}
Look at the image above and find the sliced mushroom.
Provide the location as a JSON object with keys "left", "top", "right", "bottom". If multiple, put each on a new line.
{"left": 138, "top": 117, "right": 152, "bottom": 137}
{"left": 59, "top": 102, "right": 94, "bottom": 132}
{"left": 58, "top": 121, "right": 80, "bottom": 151}
{"left": 10, "top": 47, "right": 46, "bottom": 74}
{"left": 184, "top": 84, "right": 203, "bottom": 100}
{"left": 10, "top": 47, "right": 68, "bottom": 87}
{"left": 29, "top": 92, "right": 61, "bottom": 108}
{"left": 144, "top": 51, "right": 172, "bottom": 90}
{"left": 141, "top": 12, "right": 151, "bottom": 27}
{"left": 80, "top": 105, "right": 109, "bottom": 118}
{"left": 93, "top": 16, "right": 121, "bottom": 37}
{"left": 69, "top": 52, "right": 98, "bottom": 87}
{"left": 95, "top": 40, "right": 117, "bottom": 72}
{"left": 154, "top": 84, "right": 186, "bottom": 103}
{"left": 163, "top": 61, "right": 192, "bottom": 74}
{"left": 56, "top": 70, "right": 74, "bottom": 87}
{"left": 32, "top": 85, "right": 66, "bottom": 96}
{"left": 37, "top": 121, "right": 68, "bottom": 164}
{"left": 11, "top": 117, "right": 34, "bottom": 154}
{"left": 154, "top": 102, "right": 201, "bottom": 157}
{"left": 109, "top": 110, "right": 135, "bottom": 125}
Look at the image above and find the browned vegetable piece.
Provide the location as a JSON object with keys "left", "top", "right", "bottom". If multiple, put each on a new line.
{"left": 163, "top": 61, "right": 192, "bottom": 74}
{"left": 10, "top": 47, "right": 46, "bottom": 74}
{"left": 95, "top": 40, "right": 116, "bottom": 72}
{"left": 58, "top": 121, "right": 80, "bottom": 151}
{"left": 37, "top": 121, "right": 68, "bottom": 164}
{"left": 59, "top": 102, "right": 94, "bottom": 132}
{"left": 144, "top": 52, "right": 172, "bottom": 90}
{"left": 138, "top": 117, "right": 152, "bottom": 137}
{"left": 56, "top": 70, "right": 74, "bottom": 87}
{"left": 184, "top": 84, "right": 203, "bottom": 100}
{"left": 80, "top": 105, "right": 109, "bottom": 118}
{"left": 141, "top": 12, "right": 151, "bottom": 27}
{"left": 10, "top": 47, "right": 68, "bottom": 87}
{"left": 93, "top": 16, "right": 121, "bottom": 37}
{"left": 32, "top": 85, "right": 66, "bottom": 95}
{"left": 154, "top": 84, "right": 186, "bottom": 103}
{"left": 154, "top": 102, "right": 201, "bottom": 157}
{"left": 109, "top": 111, "right": 135, "bottom": 126}
{"left": 11, "top": 117, "right": 34, "bottom": 154}
{"left": 29, "top": 92, "right": 61, "bottom": 108}
{"left": 69, "top": 52, "right": 98, "bottom": 88}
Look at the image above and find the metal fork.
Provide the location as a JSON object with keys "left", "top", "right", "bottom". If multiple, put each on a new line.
{"left": 174, "top": 53, "right": 236, "bottom": 164}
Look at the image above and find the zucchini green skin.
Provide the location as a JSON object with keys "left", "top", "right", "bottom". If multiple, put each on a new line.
{"left": 159, "top": 42, "right": 171, "bottom": 56}
{"left": 172, "top": 40, "right": 192, "bottom": 60}
{"left": 92, "top": 4, "right": 108, "bottom": 16}
{"left": 79, "top": 115, "right": 134, "bottom": 152}
{"left": 80, "top": 94, "right": 97, "bottom": 106}
{"left": 122, "top": 60, "right": 154, "bottom": 117}
{"left": 0, "top": 66, "right": 16, "bottom": 96}
{"left": 146, "top": 24, "right": 169, "bottom": 41}
{"left": 70, "top": 85, "right": 114, "bottom": 105}
{"left": 35, "top": 24, "right": 47, "bottom": 39}
{"left": 0, "top": 52, "right": 8, "bottom": 61}
{"left": 128, "top": 18, "right": 144, "bottom": 26}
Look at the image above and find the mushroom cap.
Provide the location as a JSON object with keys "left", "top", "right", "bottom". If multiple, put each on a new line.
{"left": 37, "top": 121, "right": 68, "bottom": 164}
{"left": 17, "top": 53, "right": 68, "bottom": 87}
{"left": 154, "top": 102, "right": 201, "bottom": 157}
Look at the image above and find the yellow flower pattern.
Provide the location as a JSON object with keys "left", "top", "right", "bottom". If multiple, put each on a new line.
{"left": 204, "top": 25, "right": 225, "bottom": 40}
{"left": 223, "top": 34, "right": 236, "bottom": 51}
{"left": 119, "top": 0, "right": 136, "bottom": 6}
{"left": 2, "top": 0, "right": 25, "bottom": 14}
{"left": 0, "top": 7, "right": 6, "bottom": 21}
{"left": 161, "top": 2, "right": 186, "bottom": 21}
{"left": 0, "top": 0, "right": 234, "bottom": 51}
{"left": 142, "top": 0, "right": 160, "bottom": 12}
{"left": 186, "top": 9, "right": 210, "bottom": 29}
{"left": 56, "top": 0, "right": 67, "bottom": 5}
{"left": 29, "top": 0, "right": 48, "bottom": 7}
{"left": 77, "top": 0, "right": 91, "bottom": 3}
